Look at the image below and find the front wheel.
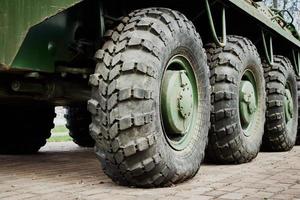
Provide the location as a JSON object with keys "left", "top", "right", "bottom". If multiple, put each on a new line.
{"left": 88, "top": 8, "right": 210, "bottom": 187}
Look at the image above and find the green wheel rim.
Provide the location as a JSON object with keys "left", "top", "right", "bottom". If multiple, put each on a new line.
{"left": 161, "top": 55, "right": 198, "bottom": 151}
{"left": 239, "top": 70, "right": 258, "bottom": 136}
{"left": 284, "top": 83, "right": 294, "bottom": 133}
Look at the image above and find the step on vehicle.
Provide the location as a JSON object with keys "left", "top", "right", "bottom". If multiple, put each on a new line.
{"left": 0, "top": 0, "right": 299, "bottom": 187}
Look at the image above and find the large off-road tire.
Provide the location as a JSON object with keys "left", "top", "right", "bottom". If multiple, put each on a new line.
{"left": 88, "top": 8, "right": 210, "bottom": 187}
{"left": 0, "top": 104, "right": 55, "bottom": 154}
{"left": 65, "top": 105, "right": 94, "bottom": 147}
{"left": 263, "top": 56, "right": 298, "bottom": 151}
{"left": 297, "top": 78, "right": 300, "bottom": 145}
{"left": 206, "top": 36, "right": 266, "bottom": 164}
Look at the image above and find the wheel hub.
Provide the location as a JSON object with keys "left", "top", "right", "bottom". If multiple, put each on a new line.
{"left": 284, "top": 88, "right": 293, "bottom": 122}
{"left": 240, "top": 80, "right": 257, "bottom": 130}
{"left": 162, "top": 70, "right": 194, "bottom": 136}
{"left": 179, "top": 71, "right": 193, "bottom": 119}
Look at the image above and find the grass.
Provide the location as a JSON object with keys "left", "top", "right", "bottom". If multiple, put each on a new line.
{"left": 47, "top": 135, "right": 72, "bottom": 142}
{"left": 48, "top": 124, "right": 72, "bottom": 142}
{"left": 51, "top": 125, "right": 68, "bottom": 134}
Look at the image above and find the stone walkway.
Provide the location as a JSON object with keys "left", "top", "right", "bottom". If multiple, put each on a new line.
{"left": 0, "top": 142, "right": 299, "bottom": 200}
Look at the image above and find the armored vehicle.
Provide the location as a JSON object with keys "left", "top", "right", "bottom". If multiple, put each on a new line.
{"left": 1, "top": 0, "right": 299, "bottom": 187}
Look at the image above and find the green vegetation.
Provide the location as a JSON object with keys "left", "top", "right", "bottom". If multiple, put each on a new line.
{"left": 48, "top": 125, "right": 71, "bottom": 142}
{"left": 47, "top": 135, "right": 72, "bottom": 142}
{"left": 51, "top": 125, "right": 68, "bottom": 134}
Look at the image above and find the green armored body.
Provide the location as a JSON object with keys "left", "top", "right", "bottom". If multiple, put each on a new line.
{"left": 0, "top": 0, "right": 299, "bottom": 187}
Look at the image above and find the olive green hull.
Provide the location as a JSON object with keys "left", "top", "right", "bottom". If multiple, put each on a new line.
{"left": 0, "top": 0, "right": 83, "bottom": 72}
{"left": 0, "top": 0, "right": 299, "bottom": 73}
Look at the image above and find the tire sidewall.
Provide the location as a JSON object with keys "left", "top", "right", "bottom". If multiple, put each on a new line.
{"left": 285, "top": 68, "right": 298, "bottom": 145}
{"left": 155, "top": 30, "right": 210, "bottom": 175}
{"left": 237, "top": 55, "right": 266, "bottom": 153}
{"left": 264, "top": 57, "right": 298, "bottom": 150}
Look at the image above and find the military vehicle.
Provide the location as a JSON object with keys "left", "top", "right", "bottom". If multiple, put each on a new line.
{"left": 1, "top": 0, "right": 299, "bottom": 187}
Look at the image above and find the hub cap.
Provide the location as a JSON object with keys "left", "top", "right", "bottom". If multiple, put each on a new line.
{"left": 162, "top": 71, "right": 194, "bottom": 135}
{"left": 239, "top": 71, "right": 257, "bottom": 136}
{"left": 161, "top": 56, "right": 198, "bottom": 150}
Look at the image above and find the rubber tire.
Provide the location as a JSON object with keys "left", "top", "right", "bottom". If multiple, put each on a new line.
{"left": 206, "top": 36, "right": 266, "bottom": 164}
{"left": 0, "top": 104, "right": 55, "bottom": 154}
{"left": 65, "top": 105, "right": 94, "bottom": 147}
{"left": 263, "top": 56, "right": 298, "bottom": 151}
{"left": 297, "top": 77, "right": 300, "bottom": 145}
{"left": 88, "top": 8, "right": 210, "bottom": 187}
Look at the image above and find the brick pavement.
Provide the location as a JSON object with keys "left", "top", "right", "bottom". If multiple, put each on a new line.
{"left": 0, "top": 142, "right": 299, "bottom": 200}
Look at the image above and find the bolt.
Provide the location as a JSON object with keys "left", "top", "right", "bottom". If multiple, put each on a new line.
{"left": 180, "top": 71, "right": 189, "bottom": 87}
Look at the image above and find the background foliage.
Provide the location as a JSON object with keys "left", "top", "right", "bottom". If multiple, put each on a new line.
{"left": 263, "top": 0, "right": 300, "bottom": 31}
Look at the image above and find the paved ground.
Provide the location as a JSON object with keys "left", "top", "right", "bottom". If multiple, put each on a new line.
{"left": 0, "top": 142, "right": 299, "bottom": 200}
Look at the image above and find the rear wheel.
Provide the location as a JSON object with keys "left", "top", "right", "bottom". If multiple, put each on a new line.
{"left": 65, "top": 105, "right": 94, "bottom": 147}
{"left": 206, "top": 36, "right": 266, "bottom": 163}
{"left": 297, "top": 78, "right": 300, "bottom": 145}
{"left": 263, "top": 56, "right": 298, "bottom": 151}
{"left": 88, "top": 8, "right": 210, "bottom": 187}
{"left": 0, "top": 103, "right": 55, "bottom": 154}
